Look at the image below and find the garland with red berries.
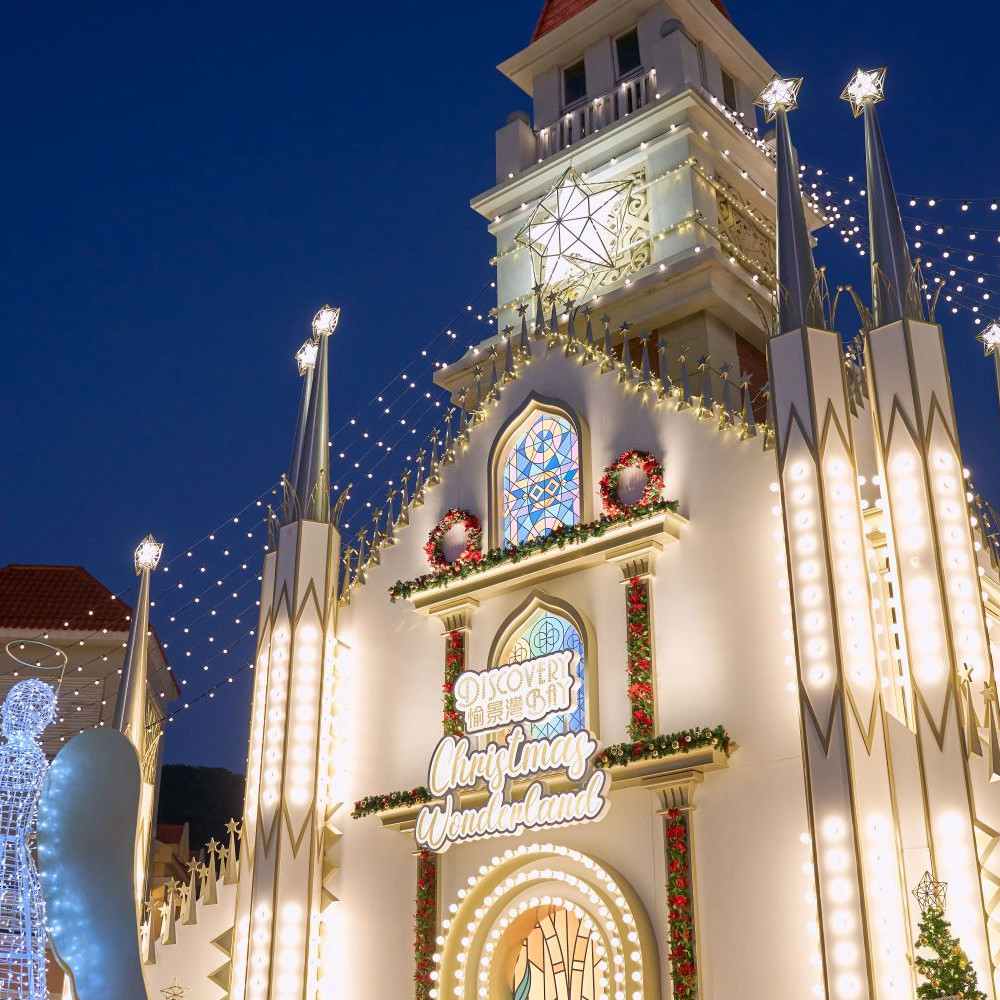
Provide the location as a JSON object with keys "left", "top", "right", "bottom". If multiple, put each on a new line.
{"left": 424, "top": 508, "right": 482, "bottom": 569}
{"left": 665, "top": 807, "right": 698, "bottom": 1000}
{"left": 414, "top": 850, "right": 438, "bottom": 1000}
{"left": 593, "top": 726, "right": 731, "bottom": 769}
{"left": 351, "top": 786, "right": 432, "bottom": 819}
{"left": 390, "top": 501, "right": 678, "bottom": 602}
{"left": 599, "top": 449, "right": 665, "bottom": 517}
{"left": 443, "top": 630, "right": 464, "bottom": 736}
{"left": 625, "top": 576, "right": 655, "bottom": 740}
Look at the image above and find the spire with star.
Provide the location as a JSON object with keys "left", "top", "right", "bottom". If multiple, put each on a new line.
{"left": 842, "top": 68, "right": 923, "bottom": 327}
{"left": 756, "top": 75, "right": 824, "bottom": 334}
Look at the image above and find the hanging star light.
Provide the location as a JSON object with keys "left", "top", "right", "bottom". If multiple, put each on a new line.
{"left": 755, "top": 75, "right": 802, "bottom": 122}
{"left": 160, "top": 981, "right": 190, "bottom": 1000}
{"left": 516, "top": 167, "right": 633, "bottom": 288}
{"left": 913, "top": 870, "right": 947, "bottom": 913}
{"left": 978, "top": 319, "right": 1000, "bottom": 356}
{"left": 841, "top": 67, "right": 887, "bottom": 117}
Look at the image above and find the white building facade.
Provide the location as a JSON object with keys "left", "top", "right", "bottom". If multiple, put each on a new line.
{"left": 139, "top": 2, "right": 1000, "bottom": 1000}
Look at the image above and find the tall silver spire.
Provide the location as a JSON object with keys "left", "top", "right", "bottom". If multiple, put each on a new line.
{"left": 756, "top": 76, "right": 823, "bottom": 334}
{"left": 113, "top": 534, "right": 163, "bottom": 748}
{"left": 288, "top": 338, "right": 318, "bottom": 496}
{"left": 842, "top": 68, "right": 922, "bottom": 327}
{"left": 293, "top": 305, "right": 339, "bottom": 523}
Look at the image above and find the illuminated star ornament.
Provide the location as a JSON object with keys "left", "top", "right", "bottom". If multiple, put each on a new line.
{"left": 295, "top": 338, "right": 319, "bottom": 373}
{"left": 516, "top": 166, "right": 633, "bottom": 288}
{"left": 912, "top": 870, "right": 947, "bottom": 913}
{"left": 133, "top": 534, "right": 164, "bottom": 574}
{"left": 978, "top": 319, "right": 1000, "bottom": 356}
{"left": 754, "top": 75, "right": 802, "bottom": 122}
{"left": 840, "top": 67, "right": 887, "bottom": 117}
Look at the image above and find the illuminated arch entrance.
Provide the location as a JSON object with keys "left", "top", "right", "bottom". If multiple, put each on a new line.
{"left": 433, "top": 843, "right": 660, "bottom": 1000}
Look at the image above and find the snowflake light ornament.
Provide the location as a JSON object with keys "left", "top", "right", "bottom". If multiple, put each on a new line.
{"left": 755, "top": 75, "right": 802, "bottom": 122}
{"left": 841, "top": 67, "right": 887, "bottom": 117}
{"left": 516, "top": 167, "right": 633, "bottom": 288}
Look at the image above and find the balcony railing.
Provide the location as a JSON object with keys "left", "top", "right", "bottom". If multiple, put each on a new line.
{"left": 536, "top": 70, "right": 655, "bottom": 161}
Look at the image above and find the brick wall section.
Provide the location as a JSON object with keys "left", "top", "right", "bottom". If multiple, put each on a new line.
{"left": 735, "top": 333, "right": 768, "bottom": 423}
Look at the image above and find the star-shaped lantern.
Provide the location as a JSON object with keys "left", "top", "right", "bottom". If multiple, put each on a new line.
{"left": 978, "top": 320, "right": 1000, "bottom": 356}
{"left": 295, "top": 338, "right": 319, "bottom": 374}
{"left": 755, "top": 75, "right": 802, "bottom": 122}
{"left": 841, "top": 67, "right": 887, "bottom": 117}
{"left": 134, "top": 534, "right": 164, "bottom": 574}
{"left": 312, "top": 304, "right": 340, "bottom": 338}
{"left": 912, "top": 870, "right": 947, "bottom": 913}
{"left": 516, "top": 167, "right": 633, "bottom": 288}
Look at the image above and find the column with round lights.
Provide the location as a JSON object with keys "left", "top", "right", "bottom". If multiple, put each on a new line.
{"left": 761, "top": 73, "right": 913, "bottom": 1000}
{"left": 845, "top": 66, "right": 998, "bottom": 997}
{"left": 231, "top": 305, "right": 345, "bottom": 1000}
{"left": 865, "top": 314, "right": 997, "bottom": 993}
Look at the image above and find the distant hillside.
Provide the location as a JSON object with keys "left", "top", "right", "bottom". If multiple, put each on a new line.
{"left": 157, "top": 764, "right": 245, "bottom": 848}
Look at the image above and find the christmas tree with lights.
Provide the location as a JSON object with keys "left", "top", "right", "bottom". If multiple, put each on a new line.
{"left": 912, "top": 871, "right": 986, "bottom": 1000}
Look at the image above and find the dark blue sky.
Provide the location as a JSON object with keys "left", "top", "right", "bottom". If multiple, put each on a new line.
{"left": 3, "top": 0, "right": 1000, "bottom": 772}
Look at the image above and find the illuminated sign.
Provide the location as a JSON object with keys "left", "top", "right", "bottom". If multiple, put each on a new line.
{"left": 453, "top": 651, "right": 577, "bottom": 734}
{"left": 414, "top": 651, "right": 609, "bottom": 853}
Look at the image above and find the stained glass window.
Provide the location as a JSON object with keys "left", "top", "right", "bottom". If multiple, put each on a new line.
{"left": 508, "top": 907, "right": 600, "bottom": 1000}
{"left": 505, "top": 610, "right": 585, "bottom": 738}
{"left": 502, "top": 412, "right": 581, "bottom": 546}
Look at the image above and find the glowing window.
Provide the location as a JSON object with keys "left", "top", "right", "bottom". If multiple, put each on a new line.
{"left": 504, "top": 609, "right": 585, "bottom": 738}
{"left": 502, "top": 413, "right": 581, "bottom": 546}
{"left": 507, "top": 906, "right": 600, "bottom": 1000}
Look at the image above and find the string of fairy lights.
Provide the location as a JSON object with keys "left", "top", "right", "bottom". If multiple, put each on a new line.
{"left": 8, "top": 278, "right": 501, "bottom": 740}
{"left": 19, "top": 93, "right": 1000, "bottom": 743}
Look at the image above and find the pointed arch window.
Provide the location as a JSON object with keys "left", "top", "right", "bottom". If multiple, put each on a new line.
{"left": 501, "top": 607, "right": 586, "bottom": 738}
{"left": 499, "top": 409, "right": 582, "bottom": 546}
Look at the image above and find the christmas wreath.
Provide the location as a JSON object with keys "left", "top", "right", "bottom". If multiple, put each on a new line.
{"left": 424, "top": 508, "right": 482, "bottom": 569}
{"left": 599, "top": 449, "right": 665, "bottom": 517}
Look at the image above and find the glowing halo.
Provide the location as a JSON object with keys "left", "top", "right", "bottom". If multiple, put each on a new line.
{"left": 4, "top": 639, "right": 69, "bottom": 672}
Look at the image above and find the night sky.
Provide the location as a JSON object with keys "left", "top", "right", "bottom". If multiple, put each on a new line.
{"left": 3, "top": 0, "right": 999, "bottom": 772}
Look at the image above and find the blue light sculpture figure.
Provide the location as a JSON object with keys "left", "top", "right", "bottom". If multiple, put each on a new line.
{"left": 0, "top": 680, "right": 56, "bottom": 1000}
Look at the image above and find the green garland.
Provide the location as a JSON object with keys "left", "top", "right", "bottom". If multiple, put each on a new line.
{"left": 625, "top": 577, "right": 654, "bottom": 740}
{"left": 665, "top": 807, "right": 698, "bottom": 1000}
{"left": 414, "top": 850, "right": 438, "bottom": 1000}
{"left": 443, "top": 630, "right": 464, "bottom": 736}
{"left": 351, "top": 786, "right": 432, "bottom": 819}
{"left": 389, "top": 500, "right": 679, "bottom": 602}
{"left": 594, "top": 726, "right": 731, "bottom": 769}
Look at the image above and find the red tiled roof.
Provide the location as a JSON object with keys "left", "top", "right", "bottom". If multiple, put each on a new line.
{"left": 532, "top": 0, "right": 730, "bottom": 41}
{"left": 155, "top": 823, "right": 187, "bottom": 845}
{"left": 0, "top": 564, "right": 133, "bottom": 632}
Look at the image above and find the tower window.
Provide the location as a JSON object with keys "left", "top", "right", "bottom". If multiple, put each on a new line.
{"left": 615, "top": 28, "right": 641, "bottom": 79}
{"left": 722, "top": 69, "right": 738, "bottom": 111}
{"left": 563, "top": 60, "right": 587, "bottom": 108}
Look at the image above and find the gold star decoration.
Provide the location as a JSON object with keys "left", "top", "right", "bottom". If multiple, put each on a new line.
{"left": 161, "top": 981, "right": 190, "bottom": 1000}
{"left": 841, "top": 67, "right": 887, "bottom": 117}
{"left": 913, "top": 870, "right": 947, "bottom": 913}
{"left": 755, "top": 75, "right": 803, "bottom": 122}
{"left": 978, "top": 320, "right": 1000, "bottom": 356}
{"left": 516, "top": 166, "right": 633, "bottom": 288}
